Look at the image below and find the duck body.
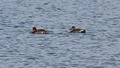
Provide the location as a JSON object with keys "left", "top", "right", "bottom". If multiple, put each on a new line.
{"left": 70, "top": 26, "right": 86, "bottom": 33}
{"left": 31, "top": 27, "right": 48, "bottom": 34}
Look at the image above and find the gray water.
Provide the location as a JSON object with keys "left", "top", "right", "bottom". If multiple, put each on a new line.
{"left": 0, "top": 0, "right": 120, "bottom": 68}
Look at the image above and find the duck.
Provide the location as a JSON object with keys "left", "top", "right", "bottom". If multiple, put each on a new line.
{"left": 31, "top": 27, "right": 48, "bottom": 34}
{"left": 70, "top": 26, "right": 86, "bottom": 33}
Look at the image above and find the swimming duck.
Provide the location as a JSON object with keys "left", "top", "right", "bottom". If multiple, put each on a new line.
{"left": 70, "top": 26, "right": 86, "bottom": 33}
{"left": 31, "top": 27, "right": 48, "bottom": 34}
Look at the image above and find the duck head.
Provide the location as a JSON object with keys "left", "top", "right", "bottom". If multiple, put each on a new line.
{"left": 70, "top": 26, "right": 76, "bottom": 30}
{"left": 32, "top": 27, "right": 37, "bottom": 33}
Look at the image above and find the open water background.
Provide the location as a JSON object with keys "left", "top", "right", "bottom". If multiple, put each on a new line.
{"left": 0, "top": 0, "right": 120, "bottom": 68}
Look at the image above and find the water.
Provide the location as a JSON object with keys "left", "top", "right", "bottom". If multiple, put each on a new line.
{"left": 0, "top": 0, "right": 120, "bottom": 68}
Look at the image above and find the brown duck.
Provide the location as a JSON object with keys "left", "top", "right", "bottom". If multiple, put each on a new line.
{"left": 31, "top": 27, "right": 48, "bottom": 34}
{"left": 70, "top": 26, "right": 86, "bottom": 33}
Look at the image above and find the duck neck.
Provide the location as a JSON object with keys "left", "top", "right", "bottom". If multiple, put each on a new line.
{"left": 32, "top": 29, "right": 37, "bottom": 33}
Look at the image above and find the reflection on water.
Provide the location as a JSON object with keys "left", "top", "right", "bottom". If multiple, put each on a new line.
{"left": 0, "top": 0, "right": 120, "bottom": 68}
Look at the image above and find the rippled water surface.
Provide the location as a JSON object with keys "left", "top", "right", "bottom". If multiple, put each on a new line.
{"left": 0, "top": 0, "right": 120, "bottom": 68}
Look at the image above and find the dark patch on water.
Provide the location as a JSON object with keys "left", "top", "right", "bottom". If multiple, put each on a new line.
{"left": 87, "top": 66, "right": 104, "bottom": 68}
{"left": 43, "top": 2, "right": 50, "bottom": 5}
{"left": 35, "top": 7, "right": 43, "bottom": 10}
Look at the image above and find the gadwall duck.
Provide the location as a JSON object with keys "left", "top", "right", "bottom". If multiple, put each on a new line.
{"left": 31, "top": 27, "right": 48, "bottom": 34}
{"left": 70, "top": 26, "right": 86, "bottom": 33}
